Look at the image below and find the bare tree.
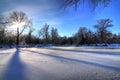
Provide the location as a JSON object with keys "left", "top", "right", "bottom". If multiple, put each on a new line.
{"left": 27, "top": 21, "right": 34, "bottom": 44}
{"left": 85, "top": 30, "right": 94, "bottom": 45}
{"left": 51, "top": 27, "right": 59, "bottom": 45}
{"left": 7, "top": 11, "right": 31, "bottom": 45}
{"left": 75, "top": 27, "right": 88, "bottom": 45}
{"left": 38, "top": 23, "right": 50, "bottom": 44}
{"left": 94, "top": 19, "right": 113, "bottom": 45}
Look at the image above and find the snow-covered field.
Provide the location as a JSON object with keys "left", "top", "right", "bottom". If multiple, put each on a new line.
{"left": 0, "top": 47, "right": 120, "bottom": 80}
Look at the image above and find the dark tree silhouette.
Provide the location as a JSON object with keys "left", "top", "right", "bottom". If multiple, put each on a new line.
{"left": 75, "top": 27, "right": 88, "bottom": 45}
{"left": 94, "top": 19, "right": 113, "bottom": 45}
{"left": 51, "top": 27, "right": 59, "bottom": 45}
{"left": 0, "top": 17, "right": 6, "bottom": 45}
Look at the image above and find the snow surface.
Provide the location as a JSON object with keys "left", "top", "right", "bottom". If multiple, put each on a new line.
{"left": 0, "top": 47, "right": 120, "bottom": 80}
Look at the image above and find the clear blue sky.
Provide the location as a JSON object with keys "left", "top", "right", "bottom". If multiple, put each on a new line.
{"left": 0, "top": 0, "right": 120, "bottom": 37}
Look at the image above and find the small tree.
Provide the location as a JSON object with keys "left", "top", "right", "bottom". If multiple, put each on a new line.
{"left": 76, "top": 27, "right": 88, "bottom": 45}
{"left": 85, "top": 30, "right": 94, "bottom": 45}
{"left": 51, "top": 27, "right": 59, "bottom": 45}
{"left": 38, "top": 24, "right": 50, "bottom": 44}
{"left": 27, "top": 21, "right": 34, "bottom": 44}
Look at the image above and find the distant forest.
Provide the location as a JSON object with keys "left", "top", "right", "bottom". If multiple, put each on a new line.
{"left": 0, "top": 11, "right": 120, "bottom": 46}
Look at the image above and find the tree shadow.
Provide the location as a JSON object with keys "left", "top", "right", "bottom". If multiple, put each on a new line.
{"left": 3, "top": 47, "right": 26, "bottom": 80}
{"left": 23, "top": 49, "right": 120, "bottom": 72}
{"left": 46, "top": 48, "right": 120, "bottom": 56}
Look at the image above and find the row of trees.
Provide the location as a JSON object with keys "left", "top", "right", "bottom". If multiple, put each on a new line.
{"left": 37, "top": 19, "right": 120, "bottom": 46}
{"left": 0, "top": 12, "right": 120, "bottom": 46}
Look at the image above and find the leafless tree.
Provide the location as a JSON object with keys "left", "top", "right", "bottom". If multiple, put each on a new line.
{"left": 51, "top": 27, "right": 59, "bottom": 44}
{"left": 76, "top": 27, "right": 88, "bottom": 45}
{"left": 28, "top": 21, "right": 34, "bottom": 44}
{"left": 38, "top": 23, "right": 50, "bottom": 44}
{"left": 94, "top": 18, "right": 113, "bottom": 45}
{"left": 7, "top": 11, "right": 31, "bottom": 45}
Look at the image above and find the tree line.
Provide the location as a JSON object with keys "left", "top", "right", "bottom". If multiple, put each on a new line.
{"left": 0, "top": 11, "right": 120, "bottom": 47}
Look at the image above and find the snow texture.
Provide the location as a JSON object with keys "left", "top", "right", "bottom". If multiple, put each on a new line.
{"left": 0, "top": 47, "right": 120, "bottom": 80}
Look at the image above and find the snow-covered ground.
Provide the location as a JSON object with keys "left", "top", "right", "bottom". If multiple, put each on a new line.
{"left": 0, "top": 47, "right": 120, "bottom": 80}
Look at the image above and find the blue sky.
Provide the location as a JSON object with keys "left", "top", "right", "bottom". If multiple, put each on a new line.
{"left": 0, "top": 0, "right": 120, "bottom": 37}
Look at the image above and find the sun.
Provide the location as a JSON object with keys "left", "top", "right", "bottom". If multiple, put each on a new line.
{"left": 12, "top": 21, "right": 26, "bottom": 28}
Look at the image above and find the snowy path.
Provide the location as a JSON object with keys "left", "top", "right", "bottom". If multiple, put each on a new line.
{"left": 0, "top": 47, "right": 120, "bottom": 80}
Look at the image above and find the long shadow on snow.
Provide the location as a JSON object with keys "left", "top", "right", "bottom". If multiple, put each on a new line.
{"left": 3, "top": 47, "right": 26, "bottom": 80}
{"left": 22, "top": 49, "right": 120, "bottom": 72}
{"left": 46, "top": 48, "right": 120, "bottom": 56}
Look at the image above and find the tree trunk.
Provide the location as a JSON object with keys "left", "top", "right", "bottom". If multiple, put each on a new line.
{"left": 17, "top": 28, "right": 19, "bottom": 46}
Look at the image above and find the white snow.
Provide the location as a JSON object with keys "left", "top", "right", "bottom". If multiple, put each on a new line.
{"left": 0, "top": 47, "right": 120, "bottom": 80}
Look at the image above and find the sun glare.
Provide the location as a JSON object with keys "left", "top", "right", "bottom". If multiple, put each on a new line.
{"left": 12, "top": 22, "right": 26, "bottom": 28}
